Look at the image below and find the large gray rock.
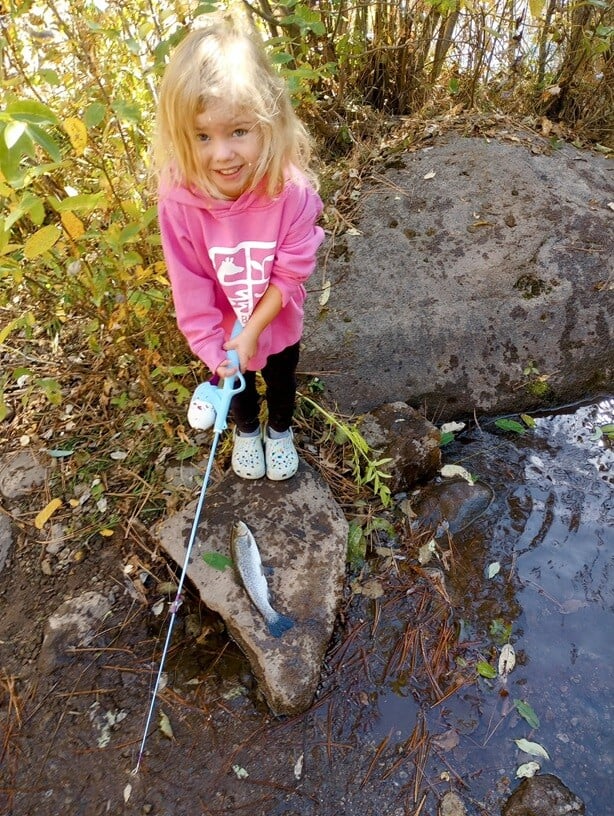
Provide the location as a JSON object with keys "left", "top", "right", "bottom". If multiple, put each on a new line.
{"left": 154, "top": 460, "right": 348, "bottom": 715}
{"left": 303, "top": 135, "right": 613, "bottom": 419}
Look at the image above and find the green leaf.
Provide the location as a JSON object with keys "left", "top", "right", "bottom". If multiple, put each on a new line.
{"left": 439, "top": 430, "right": 455, "bottom": 446}
{"left": 495, "top": 418, "right": 527, "bottom": 435}
{"left": 50, "top": 192, "right": 106, "bottom": 212}
{"left": 36, "top": 377, "right": 62, "bottom": 405}
{"left": 514, "top": 699, "right": 540, "bottom": 729}
{"left": 476, "top": 660, "right": 497, "bottom": 678}
{"left": 520, "top": 413, "right": 536, "bottom": 428}
{"left": 112, "top": 99, "right": 141, "bottom": 123}
{"left": 4, "top": 121, "right": 27, "bottom": 149}
{"left": 84, "top": 103, "right": 107, "bottom": 129}
{"left": 28, "top": 123, "right": 62, "bottom": 162}
{"left": 490, "top": 618, "right": 512, "bottom": 644}
{"left": 347, "top": 520, "right": 366, "bottom": 566}
{"left": 202, "top": 551, "right": 232, "bottom": 571}
{"left": 5, "top": 99, "right": 59, "bottom": 126}
{"left": 176, "top": 444, "right": 198, "bottom": 461}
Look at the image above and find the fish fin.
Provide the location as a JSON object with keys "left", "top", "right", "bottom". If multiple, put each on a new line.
{"left": 267, "top": 613, "right": 294, "bottom": 639}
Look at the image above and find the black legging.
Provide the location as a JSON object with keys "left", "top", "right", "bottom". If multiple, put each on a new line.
{"left": 230, "top": 341, "right": 300, "bottom": 434}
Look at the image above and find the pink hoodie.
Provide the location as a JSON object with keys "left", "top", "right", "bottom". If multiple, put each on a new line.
{"left": 158, "top": 172, "right": 324, "bottom": 374}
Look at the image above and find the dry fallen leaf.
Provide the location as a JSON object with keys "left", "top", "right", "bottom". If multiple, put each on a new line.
{"left": 514, "top": 738, "right": 550, "bottom": 760}
{"left": 499, "top": 643, "right": 516, "bottom": 676}
{"left": 440, "top": 421, "right": 465, "bottom": 434}
{"left": 488, "top": 561, "right": 501, "bottom": 579}
{"left": 516, "top": 761, "right": 540, "bottom": 778}
{"left": 433, "top": 728, "right": 460, "bottom": 751}
{"left": 418, "top": 538, "right": 437, "bottom": 565}
{"left": 34, "top": 498, "right": 63, "bottom": 530}
{"left": 440, "top": 464, "right": 474, "bottom": 484}
{"left": 359, "top": 578, "right": 384, "bottom": 599}
{"left": 319, "top": 280, "right": 331, "bottom": 307}
{"left": 159, "top": 710, "right": 174, "bottom": 740}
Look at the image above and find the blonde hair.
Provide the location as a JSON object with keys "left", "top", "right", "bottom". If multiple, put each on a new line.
{"left": 153, "top": 12, "right": 317, "bottom": 199}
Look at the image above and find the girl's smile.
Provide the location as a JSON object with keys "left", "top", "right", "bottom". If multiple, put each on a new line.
{"left": 195, "top": 102, "right": 262, "bottom": 199}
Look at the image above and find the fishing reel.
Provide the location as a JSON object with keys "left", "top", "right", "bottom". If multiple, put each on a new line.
{"left": 187, "top": 341, "right": 245, "bottom": 433}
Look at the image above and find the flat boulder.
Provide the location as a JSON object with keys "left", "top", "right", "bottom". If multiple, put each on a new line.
{"left": 302, "top": 134, "right": 613, "bottom": 419}
{"left": 154, "top": 460, "right": 348, "bottom": 715}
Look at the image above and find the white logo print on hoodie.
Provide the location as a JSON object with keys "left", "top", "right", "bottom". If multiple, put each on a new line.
{"left": 210, "top": 240, "right": 276, "bottom": 325}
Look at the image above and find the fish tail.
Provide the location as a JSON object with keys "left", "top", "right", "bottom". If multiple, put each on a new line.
{"left": 267, "top": 613, "right": 294, "bottom": 639}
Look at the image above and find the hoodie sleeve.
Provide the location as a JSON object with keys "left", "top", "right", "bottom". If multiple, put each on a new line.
{"left": 158, "top": 200, "right": 229, "bottom": 374}
{"left": 269, "top": 182, "right": 325, "bottom": 307}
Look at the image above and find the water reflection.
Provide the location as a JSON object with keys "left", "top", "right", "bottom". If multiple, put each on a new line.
{"left": 427, "top": 398, "right": 613, "bottom": 813}
{"left": 323, "top": 398, "right": 614, "bottom": 814}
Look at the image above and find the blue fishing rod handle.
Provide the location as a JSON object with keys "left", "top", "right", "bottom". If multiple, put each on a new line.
{"left": 223, "top": 320, "right": 246, "bottom": 396}
{"left": 213, "top": 322, "right": 246, "bottom": 433}
{"left": 222, "top": 348, "right": 245, "bottom": 395}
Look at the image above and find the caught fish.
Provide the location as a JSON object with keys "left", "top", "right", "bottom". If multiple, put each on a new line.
{"left": 230, "top": 521, "right": 294, "bottom": 638}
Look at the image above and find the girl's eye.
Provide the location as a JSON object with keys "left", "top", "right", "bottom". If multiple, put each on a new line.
{"left": 196, "top": 133, "right": 210, "bottom": 142}
{"left": 233, "top": 128, "right": 248, "bottom": 137}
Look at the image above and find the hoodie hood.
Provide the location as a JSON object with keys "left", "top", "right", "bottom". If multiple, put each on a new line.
{"left": 159, "top": 176, "right": 278, "bottom": 217}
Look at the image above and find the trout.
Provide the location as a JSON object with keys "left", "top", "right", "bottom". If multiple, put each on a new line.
{"left": 230, "top": 520, "right": 294, "bottom": 638}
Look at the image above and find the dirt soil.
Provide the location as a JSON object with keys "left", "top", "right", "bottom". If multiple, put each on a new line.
{"left": 0, "top": 473, "right": 475, "bottom": 816}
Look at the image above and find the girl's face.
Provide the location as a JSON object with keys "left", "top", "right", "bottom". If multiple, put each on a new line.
{"left": 194, "top": 100, "right": 263, "bottom": 199}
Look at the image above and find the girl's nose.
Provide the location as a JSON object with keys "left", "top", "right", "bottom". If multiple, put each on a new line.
{"left": 212, "top": 138, "right": 235, "bottom": 162}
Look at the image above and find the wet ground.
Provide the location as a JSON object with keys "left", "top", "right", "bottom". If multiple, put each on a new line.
{"left": 1, "top": 398, "right": 612, "bottom": 815}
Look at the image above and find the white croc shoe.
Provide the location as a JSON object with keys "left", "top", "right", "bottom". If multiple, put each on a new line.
{"left": 265, "top": 429, "right": 299, "bottom": 481}
{"left": 231, "top": 431, "right": 265, "bottom": 480}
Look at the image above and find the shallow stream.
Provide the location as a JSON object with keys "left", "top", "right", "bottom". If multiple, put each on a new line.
{"left": 366, "top": 397, "right": 613, "bottom": 813}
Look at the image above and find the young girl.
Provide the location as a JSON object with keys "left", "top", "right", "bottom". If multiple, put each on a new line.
{"left": 154, "top": 12, "right": 324, "bottom": 481}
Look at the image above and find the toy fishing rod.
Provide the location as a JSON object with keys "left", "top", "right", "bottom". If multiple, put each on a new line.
{"left": 132, "top": 322, "right": 245, "bottom": 774}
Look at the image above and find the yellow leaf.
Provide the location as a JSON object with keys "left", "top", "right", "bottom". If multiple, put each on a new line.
{"left": 99, "top": 528, "right": 114, "bottom": 537}
{"left": 23, "top": 224, "right": 61, "bottom": 259}
{"left": 61, "top": 210, "right": 85, "bottom": 240}
{"left": 63, "top": 117, "right": 88, "bottom": 156}
{"left": 159, "top": 710, "right": 174, "bottom": 739}
{"left": 34, "top": 498, "right": 63, "bottom": 529}
{"left": 529, "top": 0, "right": 545, "bottom": 18}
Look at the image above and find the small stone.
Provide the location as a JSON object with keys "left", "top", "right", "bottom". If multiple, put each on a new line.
{"left": 439, "top": 791, "right": 467, "bottom": 816}
{"left": 38, "top": 590, "right": 113, "bottom": 674}
{"left": 41, "top": 559, "right": 54, "bottom": 575}
{"left": 502, "top": 774, "right": 585, "bottom": 816}
{"left": 360, "top": 402, "right": 441, "bottom": 492}
{"left": 0, "top": 450, "right": 47, "bottom": 499}
{"left": 46, "top": 541, "right": 62, "bottom": 556}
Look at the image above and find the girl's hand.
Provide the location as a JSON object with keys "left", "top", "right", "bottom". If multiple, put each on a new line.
{"left": 216, "top": 359, "right": 239, "bottom": 379}
{"left": 224, "top": 328, "right": 259, "bottom": 373}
